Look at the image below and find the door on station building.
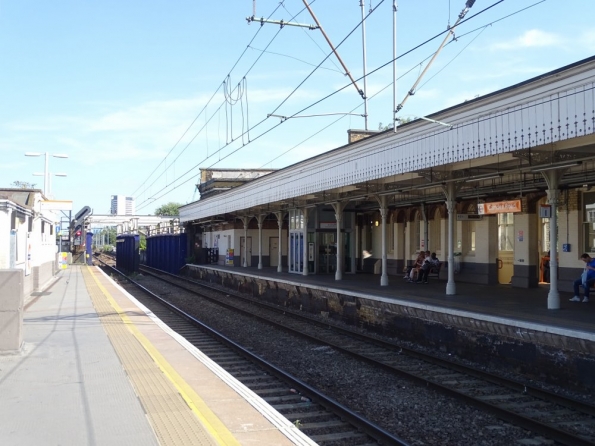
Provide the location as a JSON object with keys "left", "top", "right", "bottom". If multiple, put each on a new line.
{"left": 269, "top": 237, "right": 279, "bottom": 267}
{"left": 240, "top": 236, "right": 252, "bottom": 266}
{"left": 318, "top": 232, "right": 336, "bottom": 274}
{"left": 497, "top": 212, "right": 514, "bottom": 284}
{"left": 288, "top": 231, "right": 303, "bottom": 273}
{"left": 537, "top": 198, "right": 551, "bottom": 283}
{"left": 343, "top": 232, "right": 352, "bottom": 273}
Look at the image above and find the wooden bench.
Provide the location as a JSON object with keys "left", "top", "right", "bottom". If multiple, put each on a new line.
{"left": 427, "top": 262, "right": 442, "bottom": 279}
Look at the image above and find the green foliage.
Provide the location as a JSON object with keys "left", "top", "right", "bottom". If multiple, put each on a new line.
{"left": 155, "top": 202, "right": 182, "bottom": 216}
{"left": 11, "top": 180, "right": 36, "bottom": 189}
{"left": 139, "top": 234, "right": 146, "bottom": 251}
{"left": 379, "top": 117, "right": 413, "bottom": 130}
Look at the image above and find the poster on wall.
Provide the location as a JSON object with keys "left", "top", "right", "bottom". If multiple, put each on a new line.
{"left": 226, "top": 249, "right": 234, "bottom": 265}
{"left": 25, "top": 233, "right": 31, "bottom": 276}
{"left": 59, "top": 252, "right": 69, "bottom": 269}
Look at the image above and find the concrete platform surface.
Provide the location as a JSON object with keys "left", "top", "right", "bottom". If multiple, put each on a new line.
{"left": 0, "top": 266, "right": 314, "bottom": 446}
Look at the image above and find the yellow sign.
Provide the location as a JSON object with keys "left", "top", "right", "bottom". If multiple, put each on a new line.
{"left": 478, "top": 200, "right": 522, "bottom": 215}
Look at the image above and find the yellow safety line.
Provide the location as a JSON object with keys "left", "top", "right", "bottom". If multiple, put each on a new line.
{"left": 86, "top": 266, "right": 240, "bottom": 446}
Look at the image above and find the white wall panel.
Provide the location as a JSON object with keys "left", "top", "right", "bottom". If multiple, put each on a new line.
{"left": 512, "top": 107, "right": 521, "bottom": 151}
{"left": 577, "top": 84, "right": 586, "bottom": 136}
{"left": 587, "top": 83, "right": 595, "bottom": 135}
{"left": 557, "top": 91, "right": 567, "bottom": 141}
{"left": 521, "top": 102, "right": 531, "bottom": 149}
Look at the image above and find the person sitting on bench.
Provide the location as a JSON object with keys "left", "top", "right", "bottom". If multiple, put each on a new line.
{"left": 417, "top": 252, "right": 440, "bottom": 283}
{"left": 405, "top": 251, "right": 427, "bottom": 282}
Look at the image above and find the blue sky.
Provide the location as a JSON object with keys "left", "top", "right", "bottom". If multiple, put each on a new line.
{"left": 1, "top": 0, "right": 594, "bottom": 217}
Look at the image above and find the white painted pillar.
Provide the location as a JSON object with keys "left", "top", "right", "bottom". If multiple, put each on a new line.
{"left": 376, "top": 195, "right": 388, "bottom": 286}
{"left": 241, "top": 216, "right": 249, "bottom": 268}
{"left": 332, "top": 202, "right": 348, "bottom": 281}
{"left": 445, "top": 183, "right": 457, "bottom": 295}
{"left": 257, "top": 214, "right": 265, "bottom": 270}
{"left": 302, "top": 209, "right": 309, "bottom": 276}
{"left": 276, "top": 212, "right": 283, "bottom": 273}
{"left": 542, "top": 171, "right": 562, "bottom": 309}
{"left": 335, "top": 212, "right": 343, "bottom": 281}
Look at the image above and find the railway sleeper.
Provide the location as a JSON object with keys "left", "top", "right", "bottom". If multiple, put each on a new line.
{"left": 300, "top": 420, "right": 352, "bottom": 430}
{"left": 282, "top": 410, "right": 335, "bottom": 421}
{"left": 308, "top": 431, "right": 370, "bottom": 443}
{"left": 270, "top": 402, "right": 317, "bottom": 411}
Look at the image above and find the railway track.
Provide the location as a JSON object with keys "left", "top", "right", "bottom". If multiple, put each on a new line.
{"left": 132, "top": 263, "right": 595, "bottom": 446}
{"left": 95, "top": 257, "right": 406, "bottom": 446}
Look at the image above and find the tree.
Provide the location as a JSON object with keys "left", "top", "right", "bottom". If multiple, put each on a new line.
{"left": 378, "top": 117, "right": 413, "bottom": 131}
{"left": 155, "top": 202, "right": 182, "bottom": 216}
{"left": 11, "top": 180, "right": 36, "bottom": 189}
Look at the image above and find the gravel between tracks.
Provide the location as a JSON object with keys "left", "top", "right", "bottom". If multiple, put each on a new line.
{"left": 121, "top": 273, "right": 563, "bottom": 446}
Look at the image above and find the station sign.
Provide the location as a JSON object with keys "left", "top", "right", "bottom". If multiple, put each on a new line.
{"left": 320, "top": 222, "right": 337, "bottom": 229}
{"left": 41, "top": 200, "right": 73, "bottom": 211}
{"left": 74, "top": 206, "right": 92, "bottom": 222}
{"left": 456, "top": 214, "right": 483, "bottom": 221}
{"left": 478, "top": 200, "right": 522, "bottom": 215}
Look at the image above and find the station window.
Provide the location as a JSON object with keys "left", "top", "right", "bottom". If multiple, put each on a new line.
{"left": 498, "top": 213, "right": 514, "bottom": 251}
{"left": 289, "top": 209, "right": 306, "bottom": 230}
{"left": 414, "top": 212, "right": 421, "bottom": 252}
{"left": 430, "top": 209, "right": 441, "bottom": 252}
{"left": 463, "top": 221, "right": 476, "bottom": 253}
{"left": 582, "top": 192, "right": 595, "bottom": 253}
{"left": 471, "top": 226, "right": 476, "bottom": 252}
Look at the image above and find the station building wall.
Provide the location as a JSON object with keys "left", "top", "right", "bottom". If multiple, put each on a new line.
{"left": 0, "top": 195, "right": 57, "bottom": 297}
{"left": 204, "top": 227, "right": 288, "bottom": 268}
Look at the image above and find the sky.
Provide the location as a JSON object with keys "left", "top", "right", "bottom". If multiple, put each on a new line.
{"left": 1, "top": 0, "right": 594, "bottom": 218}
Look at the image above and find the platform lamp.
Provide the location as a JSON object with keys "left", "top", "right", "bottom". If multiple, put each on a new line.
{"left": 32, "top": 172, "right": 67, "bottom": 197}
{"left": 25, "top": 152, "right": 69, "bottom": 196}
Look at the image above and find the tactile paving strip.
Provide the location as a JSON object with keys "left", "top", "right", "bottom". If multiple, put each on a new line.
{"left": 81, "top": 266, "right": 232, "bottom": 446}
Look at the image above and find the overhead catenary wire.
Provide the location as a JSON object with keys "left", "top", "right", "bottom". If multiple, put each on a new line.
{"left": 279, "top": 1, "right": 343, "bottom": 73}
{"left": 131, "top": 1, "right": 285, "bottom": 200}
{"left": 135, "top": 3, "right": 491, "bottom": 211}
{"left": 136, "top": 0, "right": 530, "bottom": 211}
{"left": 135, "top": 2, "right": 319, "bottom": 207}
{"left": 135, "top": 1, "right": 387, "bottom": 210}
{"left": 268, "top": 0, "right": 385, "bottom": 119}
{"left": 247, "top": 45, "right": 344, "bottom": 73}
{"left": 139, "top": 0, "right": 438, "bottom": 209}
{"left": 394, "top": 0, "right": 478, "bottom": 115}
{"left": 135, "top": 0, "right": 509, "bottom": 211}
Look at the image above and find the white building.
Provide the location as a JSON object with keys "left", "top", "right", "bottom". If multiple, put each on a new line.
{"left": 0, "top": 189, "right": 58, "bottom": 295}
{"left": 110, "top": 195, "right": 135, "bottom": 216}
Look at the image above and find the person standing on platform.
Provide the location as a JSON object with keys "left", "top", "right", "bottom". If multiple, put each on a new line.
{"left": 569, "top": 253, "right": 595, "bottom": 303}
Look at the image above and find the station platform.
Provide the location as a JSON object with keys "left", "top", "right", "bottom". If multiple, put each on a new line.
{"left": 188, "top": 264, "right": 595, "bottom": 337}
{"left": 0, "top": 265, "right": 315, "bottom": 446}
{"left": 183, "top": 263, "right": 595, "bottom": 390}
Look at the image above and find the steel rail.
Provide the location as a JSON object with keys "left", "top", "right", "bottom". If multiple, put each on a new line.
{"left": 140, "top": 264, "right": 595, "bottom": 446}
{"left": 95, "top": 259, "right": 408, "bottom": 446}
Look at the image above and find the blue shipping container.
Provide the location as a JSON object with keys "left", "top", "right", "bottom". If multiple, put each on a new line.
{"left": 116, "top": 234, "right": 140, "bottom": 273}
{"left": 146, "top": 233, "right": 187, "bottom": 274}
